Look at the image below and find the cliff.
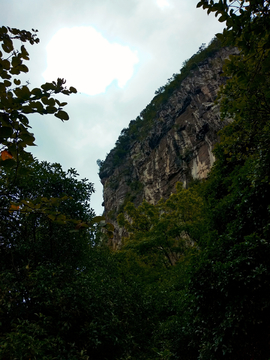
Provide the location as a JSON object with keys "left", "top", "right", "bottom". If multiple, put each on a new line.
{"left": 99, "top": 43, "right": 238, "bottom": 246}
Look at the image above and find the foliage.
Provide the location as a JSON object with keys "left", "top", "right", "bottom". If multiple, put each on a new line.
{"left": 0, "top": 159, "right": 97, "bottom": 269}
{"left": 118, "top": 182, "right": 206, "bottom": 268}
{"left": 171, "top": 1, "right": 270, "bottom": 359}
{"left": 96, "top": 158, "right": 104, "bottom": 168}
{"left": 197, "top": 0, "right": 270, "bottom": 242}
{"left": 0, "top": 25, "right": 99, "bottom": 266}
{"left": 0, "top": 26, "right": 77, "bottom": 172}
{"left": 2, "top": 1, "right": 270, "bottom": 356}
{"left": 182, "top": 235, "right": 270, "bottom": 360}
{"left": 0, "top": 26, "right": 146, "bottom": 360}
{"left": 0, "top": 158, "right": 156, "bottom": 359}
{"left": 0, "top": 247, "right": 158, "bottom": 360}
{"left": 99, "top": 37, "right": 223, "bottom": 175}
{"left": 197, "top": 0, "right": 270, "bottom": 48}
{"left": 111, "top": 1, "right": 270, "bottom": 359}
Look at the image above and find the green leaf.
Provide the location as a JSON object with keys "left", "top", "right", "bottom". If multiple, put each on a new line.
{"left": 218, "top": 14, "right": 228, "bottom": 22}
{"left": 21, "top": 106, "right": 33, "bottom": 114}
{"left": 10, "top": 67, "right": 20, "bottom": 75}
{"left": 0, "top": 26, "right": 8, "bottom": 34}
{"left": 31, "top": 87, "right": 42, "bottom": 97}
{"left": 20, "top": 45, "right": 29, "bottom": 60}
{"left": 0, "top": 94, "right": 12, "bottom": 107}
{"left": 4, "top": 80, "right": 11, "bottom": 87}
{"left": 20, "top": 132, "right": 36, "bottom": 145}
{"left": 30, "top": 101, "right": 44, "bottom": 113}
{"left": 0, "top": 82, "right": 5, "bottom": 93}
{"left": 45, "top": 106, "right": 57, "bottom": 114}
{"left": 18, "top": 64, "right": 29, "bottom": 73}
{"left": 69, "top": 86, "right": 77, "bottom": 93}
{"left": 11, "top": 56, "right": 22, "bottom": 68}
{"left": 1, "top": 59, "right": 10, "bottom": 70}
{"left": 41, "top": 97, "right": 55, "bottom": 106}
{"left": 0, "top": 70, "right": 10, "bottom": 79}
{"left": 14, "top": 85, "right": 31, "bottom": 100}
{"left": 0, "top": 126, "right": 13, "bottom": 138}
{"left": 54, "top": 110, "right": 69, "bottom": 121}
{"left": 18, "top": 114, "right": 30, "bottom": 126}
{"left": 0, "top": 158, "right": 16, "bottom": 168}
{"left": 41, "top": 82, "right": 55, "bottom": 91}
{"left": 14, "top": 79, "right": 21, "bottom": 85}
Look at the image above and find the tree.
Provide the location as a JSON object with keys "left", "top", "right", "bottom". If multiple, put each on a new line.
{"left": 118, "top": 182, "right": 206, "bottom": 268}
{"left": 0, "top": 157, "right": 157, "bottom": 359}
{"left": 0, "top": 26, "right": 157, "bottom": 360}
{"left": 0, "top": 26, "right": 103, "bottom": 262}
{"left": 0, "top": 26, "right": 77, "bottom": 172}
{"left": 196, "top": 0, "right": 270, "bottom": 243}
{"left": 0, "top": 25, "right": 93, "bottom": 268}
{"left": 0, "top": 159, "right": 96, "bottom": 270}
{"left": 196, "top": 1, "right": 270, "bottom": 131}
{"left": 173, "top": 2, "right": 270, "bottom": 359}
{"left": 0, "top": 242, "right": 157, "bottom": 359}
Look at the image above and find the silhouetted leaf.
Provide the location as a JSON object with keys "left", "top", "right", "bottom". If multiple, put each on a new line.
{"left": 55, "top": 110, "right": 69, "bottom": 121}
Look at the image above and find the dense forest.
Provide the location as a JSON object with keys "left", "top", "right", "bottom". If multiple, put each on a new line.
{"left": 1, "top": 1, "right": 270, "bottom": 359}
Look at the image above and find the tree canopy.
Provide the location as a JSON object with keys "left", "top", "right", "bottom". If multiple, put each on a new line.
{"left": 0, "top": 27, "right": 77, "bottom": 169}
{"left": 118, "top": 182, "right": 206, "bottom": 268}
{"left": 115, "top": 1, "right": 270, "bottom": 358}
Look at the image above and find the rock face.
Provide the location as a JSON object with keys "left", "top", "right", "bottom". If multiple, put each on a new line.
{"left": 100, "top": 47, "right": 237, "bottom": 246}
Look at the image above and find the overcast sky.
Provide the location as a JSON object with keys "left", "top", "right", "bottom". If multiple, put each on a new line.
{"left": 0, "top": 0, "right": 224, "bottom": 214}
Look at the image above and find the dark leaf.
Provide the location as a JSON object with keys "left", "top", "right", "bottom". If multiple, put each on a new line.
{"left": 55, "top": 110, "right": 69, "bottom": 121}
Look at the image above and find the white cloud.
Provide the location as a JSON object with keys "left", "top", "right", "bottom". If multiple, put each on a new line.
{"left": 43, "top": 26, "right": 139, "bottom": 95}
{"left": 156, "top": 0, "right": 171, "bottom": 9}
{"left": 1, "top": 0, "right": 226, "bottom": 214}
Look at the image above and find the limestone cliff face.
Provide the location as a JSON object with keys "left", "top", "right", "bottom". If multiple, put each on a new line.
{"left": 99, "top": 46, "right": 237, "bottom": 246}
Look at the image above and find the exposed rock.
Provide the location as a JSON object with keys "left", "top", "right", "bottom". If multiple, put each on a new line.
{"left": 100, "top": 47, "right": 238, "bottom": 247}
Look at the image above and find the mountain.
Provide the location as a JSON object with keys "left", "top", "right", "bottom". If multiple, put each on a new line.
{"left": 99, "top": 41, "right": 238, "bottom": 246}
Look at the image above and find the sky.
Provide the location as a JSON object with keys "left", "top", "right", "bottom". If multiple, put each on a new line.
{"left": 0, "top": 0, "right": 225, "bottom": 215}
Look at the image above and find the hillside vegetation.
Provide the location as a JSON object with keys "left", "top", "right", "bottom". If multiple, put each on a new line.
{"left": 1, "top": 1, "right": 270, "bottom": 359}
{"left": 98, "top": 36, "right": 223, "bottom": 175}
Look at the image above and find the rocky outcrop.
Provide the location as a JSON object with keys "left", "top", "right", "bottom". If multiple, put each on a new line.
{"left": 100, "top": 46, "right": 237, "bottom": 246}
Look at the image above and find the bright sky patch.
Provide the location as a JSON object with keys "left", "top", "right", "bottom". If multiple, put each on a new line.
{"left": 156, "top": 0, "right": 171, "bottom": 9}
{"left": 43, "top": 27, "right": 139, "bottom": 95}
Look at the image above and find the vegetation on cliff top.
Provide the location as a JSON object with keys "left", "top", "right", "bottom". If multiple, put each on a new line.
{"left": 98, "top": 36, "right": 224, "bottom": 177}
{"left": 116, "top": 0, "right": 270, "bottom": 358}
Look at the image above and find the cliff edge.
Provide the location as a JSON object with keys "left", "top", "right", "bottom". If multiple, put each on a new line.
{"left": 99, "top": 44, "right": 238, "bottom": 246}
